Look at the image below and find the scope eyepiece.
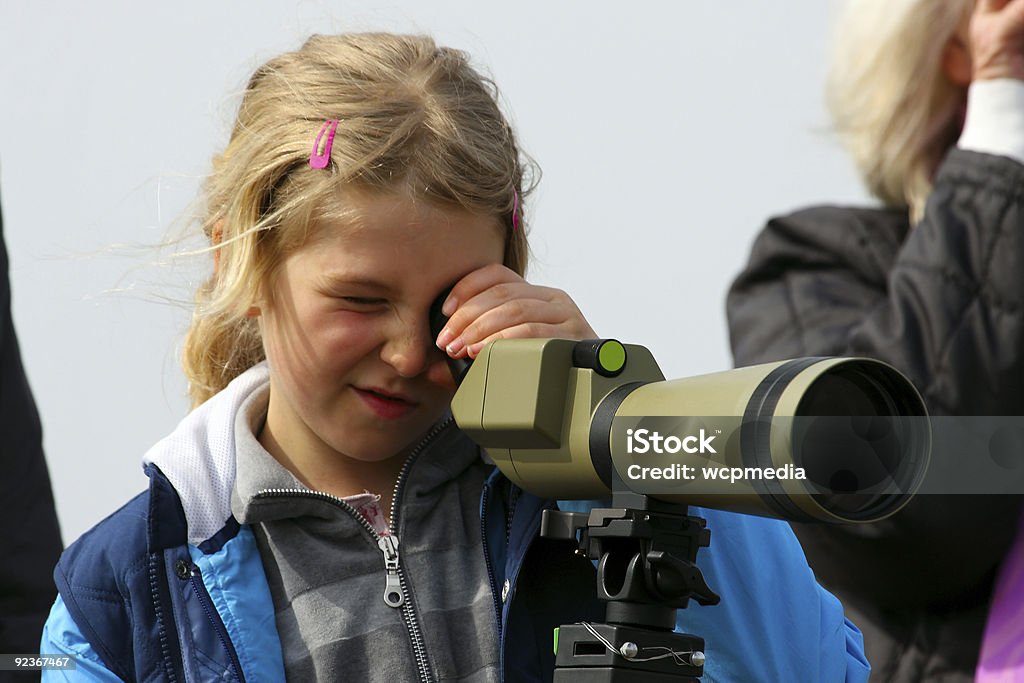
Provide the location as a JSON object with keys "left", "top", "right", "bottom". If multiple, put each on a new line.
{"left": 429, "top": 287, "right": 472, "bottom": 385}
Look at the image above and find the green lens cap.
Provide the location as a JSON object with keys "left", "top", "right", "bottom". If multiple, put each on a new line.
{"left": 597, "top": 340, "right": 626, "bottom": 375}
{"left": 572, "top": 339, "right": 627, "bottom": 377}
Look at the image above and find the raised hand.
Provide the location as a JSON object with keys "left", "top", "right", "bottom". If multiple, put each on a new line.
{"left": 434, "top": 264, "right": 597, "bottom": 359}
{"left": 971, "top": 0, "right": 1024, "bottom": 81}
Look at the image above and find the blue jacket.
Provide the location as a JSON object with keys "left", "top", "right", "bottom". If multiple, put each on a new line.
{"left": 41, "top": 367, "right": 870, "bottom": 682}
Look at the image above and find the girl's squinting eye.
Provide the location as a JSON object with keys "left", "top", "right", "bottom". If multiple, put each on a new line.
{"left": 342, "top": 296, "right": 387, "bottom": 306}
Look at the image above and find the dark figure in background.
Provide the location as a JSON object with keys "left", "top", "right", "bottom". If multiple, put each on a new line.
{"left": 728, "top": 0, "right": 1024, "bottom": 681}
{"left": 0, "top": 192, "right": 62, "bottom": 656}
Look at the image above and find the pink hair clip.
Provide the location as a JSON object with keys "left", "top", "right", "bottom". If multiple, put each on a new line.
{"left": 309, "top": 119, "right": 339, "bottom": 169}
{"left": 512, "top": 189, "right": 520, "bottom": 231}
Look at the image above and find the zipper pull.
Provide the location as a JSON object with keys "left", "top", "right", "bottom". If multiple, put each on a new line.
{"left": 378, "top": 535, "right": 405, "bottom": 608}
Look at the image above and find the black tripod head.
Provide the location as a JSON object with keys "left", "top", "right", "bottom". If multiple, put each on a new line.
{"left": 541, "top": 491, "right": 718, "bottom": 681}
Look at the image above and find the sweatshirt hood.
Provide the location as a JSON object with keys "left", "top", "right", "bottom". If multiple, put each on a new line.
{"left": 143, "top": 363, "right": 271, "bottom": 546}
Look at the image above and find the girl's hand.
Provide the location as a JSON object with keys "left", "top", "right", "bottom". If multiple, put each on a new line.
{"left": 971, "top": 0, "right": 1024, "bottom": 81}
{"left": 434, "top": 264, "right": 597, "bottom": 359}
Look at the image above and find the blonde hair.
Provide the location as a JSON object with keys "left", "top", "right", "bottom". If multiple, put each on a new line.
{"left": 827, "top": 0, "right": 972, "bottom": 222}
{"left": 183, "top": 33, "right": 532, "bottom": 407}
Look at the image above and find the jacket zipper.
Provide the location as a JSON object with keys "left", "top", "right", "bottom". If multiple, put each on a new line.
{"left": 479, "top": 482, "right": 503, "bottom": 641}
{"left": 254, "top": 416, "right": 453, "bottom": 683}
{"left": 150, "top": 554, "right": 182, "bottom": 683}
{"left": 505, "top": 487, "right": 520, "bottom": 544}
{"left": 187, "top": 564, "right": 246, "bottom": 682}
{"left": 480, "top": 475, "right": 521, "bottom": 643}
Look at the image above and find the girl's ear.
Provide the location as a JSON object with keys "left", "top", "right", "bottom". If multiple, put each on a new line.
{"left": 212, "top": 220, "right": 225, "bottom": 275}
{"left": 943, "top": 33, "right": 973, "bottom": 87}
{"left": 212, "top": 219, "right": 260, "bottom": 317}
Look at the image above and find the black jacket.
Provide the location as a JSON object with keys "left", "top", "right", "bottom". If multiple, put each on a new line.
{"left": 0, "top": 194, "right": 62, "bottom": 657}
{"left": 727, "top": 149, "right": 1024, "bottom": 682}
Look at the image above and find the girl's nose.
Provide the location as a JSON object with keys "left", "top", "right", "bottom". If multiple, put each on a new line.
{"left": 382, "top": 323, "right": 434, "bottom": 378}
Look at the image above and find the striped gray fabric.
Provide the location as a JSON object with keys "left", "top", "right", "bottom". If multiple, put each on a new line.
{"left": 231, "top": 391, "right": 501, "bottom": 682}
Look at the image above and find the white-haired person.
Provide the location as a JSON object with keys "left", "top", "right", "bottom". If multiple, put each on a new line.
{"left": 728, "top": 0, "right": 1024, "bottom": 681}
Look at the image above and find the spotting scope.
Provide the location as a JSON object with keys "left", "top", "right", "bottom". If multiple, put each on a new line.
{"left": 449, "top": 338, "right": 930, "bottom": 524}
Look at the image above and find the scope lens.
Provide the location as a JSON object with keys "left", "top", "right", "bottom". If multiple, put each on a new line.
{"left": 793, "top": 362, "right": 927, "bottom": 520}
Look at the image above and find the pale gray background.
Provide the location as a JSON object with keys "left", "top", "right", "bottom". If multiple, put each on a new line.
{"left": 0, "top": 1, "right": 869, "bottom": 544}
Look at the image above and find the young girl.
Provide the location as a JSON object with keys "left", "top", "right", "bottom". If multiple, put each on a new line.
{"left": 42, "top": 33, "right": 869, "bottom": 682}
